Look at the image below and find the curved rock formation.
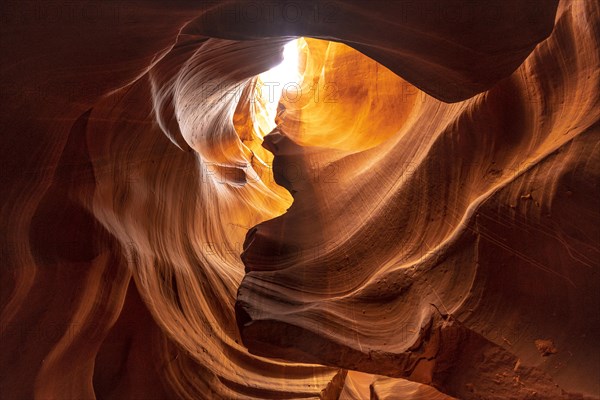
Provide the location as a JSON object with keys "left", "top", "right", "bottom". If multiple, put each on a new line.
{"left": 1, "top": 0, "right": 598, "bottom": 399}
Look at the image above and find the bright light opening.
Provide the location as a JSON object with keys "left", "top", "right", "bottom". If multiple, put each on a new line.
{"left": 257, "top": 39, "right": 300, "bottom": 131}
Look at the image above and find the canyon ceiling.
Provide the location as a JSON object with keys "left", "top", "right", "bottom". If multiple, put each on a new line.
{"left": 1, "top": 1, "right": 599, "bottom": 399}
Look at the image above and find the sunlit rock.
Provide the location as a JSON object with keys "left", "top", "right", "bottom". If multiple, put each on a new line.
{"left": 1, "top": 1, "right": 598, "bottom": 399}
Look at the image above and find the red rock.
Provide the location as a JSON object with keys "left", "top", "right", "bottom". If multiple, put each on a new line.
{"left": 1, "top": 1, "right": 598, "bottom": 399}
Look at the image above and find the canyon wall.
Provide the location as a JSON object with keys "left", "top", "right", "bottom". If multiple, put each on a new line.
{"left": 1, "top": 1, "right": 598, "bottom": 399}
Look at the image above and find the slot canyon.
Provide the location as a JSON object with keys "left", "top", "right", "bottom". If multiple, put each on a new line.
{"left": 1, "top": 1, "right": 599, "bottom": 399}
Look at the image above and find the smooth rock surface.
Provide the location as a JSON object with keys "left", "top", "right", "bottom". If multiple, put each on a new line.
{"left": 1, "top": 1, "right": 598, "bottom": 399}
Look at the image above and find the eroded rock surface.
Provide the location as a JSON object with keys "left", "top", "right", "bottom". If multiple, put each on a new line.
{"left": 1, "top": 0, "right": 598, "bottom": 399}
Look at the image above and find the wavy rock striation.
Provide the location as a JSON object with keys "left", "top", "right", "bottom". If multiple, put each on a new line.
{"left": 1, "top": 0, "right": 598, "bottom": 399}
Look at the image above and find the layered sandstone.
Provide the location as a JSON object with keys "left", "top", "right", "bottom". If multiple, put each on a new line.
{"left": 1, "top": 1, "right": 598, "bottom": 399}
